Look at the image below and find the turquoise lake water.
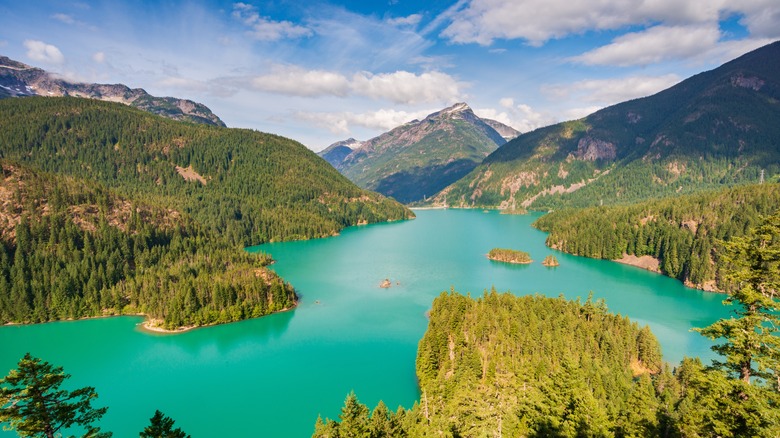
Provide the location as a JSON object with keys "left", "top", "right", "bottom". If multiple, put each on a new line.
{"left": 0, "top": 209, "right": 730, "bottom": 437}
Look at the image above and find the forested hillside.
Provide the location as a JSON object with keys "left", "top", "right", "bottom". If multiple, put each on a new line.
{"left": 315, "top": 290, "right": 664, "bottom": 436}
{"left": 0, "top": 162, "right": 295, "bottom": 328}
{"left": 0, "top": 97, "right": 412, "bottom": 245}
{"left": 434, "top": 41, "right": 780, "bottom": 210}
{"left": 314, "top": 279, "right": 780, "bottom": 437}
{"left": 534, "top": 183, "right": 780, "bottom": 290}
{"left": 0, "top": 97, "right": 412, "bottom": 328}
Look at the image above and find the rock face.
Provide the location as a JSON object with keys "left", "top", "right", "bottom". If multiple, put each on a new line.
{"left": 331, "top": 102, "right": 519, "bottom": 203}
{"left": 482, "top": 118, "right": 521, "bottom": 141}
{"left": 575, "top": 136, "right": 617, "bottom": 161}
{"left": 0, "top": 56, "right": 225, "bottom": 127}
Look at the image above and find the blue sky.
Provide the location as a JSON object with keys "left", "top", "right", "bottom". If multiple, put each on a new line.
{"left": 1, "top": 0, "right": 778, "bottom": 151}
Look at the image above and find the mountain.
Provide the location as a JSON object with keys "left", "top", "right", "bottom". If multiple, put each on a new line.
{"left": 482, "top": 117, "right": 521, "bottom": 140}
{"left": 0, "top": 55, "right": 225, "bottom": 127}
{"left": 0, "top": 96, "right": 412, "bottom": 328}
{"left": 319, "top": 138, "right": 361, "bottom": 167}
{"left": 330, "top": 102, "right": 518, "bottom": 203}
{"left": 435, "top": 41, "right": 780, "bottom": 209}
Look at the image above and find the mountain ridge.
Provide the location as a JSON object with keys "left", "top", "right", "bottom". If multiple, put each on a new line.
{"left": 322, "top": 102, "right": 519, "bottom": 203}
{"left": 434, "top": 41, "right": 780, "bottom": 210}
{"left": 0, "top": 55, "right": 225, "bottom": 127}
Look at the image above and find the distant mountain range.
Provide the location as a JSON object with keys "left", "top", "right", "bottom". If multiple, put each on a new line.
{"left": 434, "top": 40, "right": 780, "bottom": 210}
{"left": 0, "top": 55, "right": 225, "bottom": 127}
{"left": 320, "top": 102, "right": 519, "bottom": 203}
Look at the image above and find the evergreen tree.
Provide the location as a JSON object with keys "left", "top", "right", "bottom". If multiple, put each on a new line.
{"left": 139, "top": 410, "right": 190, "bottom": 438}
{"left": 696, "top": 211, "right": 780, "bottom": 384}
{"left": 0, "top": 353, "right": 110, "bottom": 438}
{"left": 338, "top": 392, "right": 370, "bottom": 438}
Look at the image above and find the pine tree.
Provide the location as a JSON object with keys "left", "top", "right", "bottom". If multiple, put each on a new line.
{"left": 0, "top": 353, "right": 111, "bottom": 438}
{"left": 139, "top": 410, "right": 190, "bottom": 438}
{"left": 696, "top": 211, "right": 780, "bottom": 384}
{"left": 338, "top": 391, "right": 370, "bottom": 438}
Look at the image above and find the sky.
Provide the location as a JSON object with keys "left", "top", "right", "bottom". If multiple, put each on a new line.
{"left": 1, "top": 1, "right": 778, "bottom": 151}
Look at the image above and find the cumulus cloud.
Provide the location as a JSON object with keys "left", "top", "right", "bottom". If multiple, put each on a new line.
{"left": 351, "top": 70, "right": 464, "bottom": 104}
{"left": 542, "top": 74, "right": 682, "bottom": 106}
{"left": 232, "top": 2, "right": 312, "bottom": 41}
{"left": 295, "top": 108, "right": 433, "bottom": 135}
{"left": 23, "top": 40, "right": 65, "bottom": 64}
{"left": 244, "top": 65, "right": 465, "bottom": 104}
{"left": 571, "top": 25, "right": 721, "bottom": 66}
{"left": 475, "top": 100, "right": 556, "bottom": 133}
{"left": 249, "top": 65, "right": 351, "bottom": 97}
{"left": 387, "top": 14, "right": 422, "bottom": 27}
{"left": 439, "top": 0, "right": 778, "bottom": 49}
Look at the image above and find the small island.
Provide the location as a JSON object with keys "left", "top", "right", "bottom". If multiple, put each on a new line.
{"left": 487, "top": 248, "right": 533, "bottom": 264}
{"left": 542, "top": 255, "right": 560, "bottom": 267}
{"left": 499, "top": 207, "right": 528, "bottom": 215}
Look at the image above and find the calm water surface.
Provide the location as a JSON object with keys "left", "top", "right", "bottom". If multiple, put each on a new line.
{"left": 0, "top": 210, "right": 730, "bottom": 437}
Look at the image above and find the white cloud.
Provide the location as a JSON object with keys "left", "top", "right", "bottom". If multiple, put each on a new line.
{"left": 249, "top": 65, "right": 351, "bottom": 97}
{"left": 439, "top": 0, "right": 778, "bottom": 49}
{"left": 734, "top": 1, "right": 780, "bottom": 38}
{"left": 387, "top": 14, "right": 422, "bottom": 27}
{"left": 542, "top": 74, "right": 682, "bottom": 106}
{"left": 563, "top": 106, "right": 604, "bottom": 120}
{"left": 243, "top": 66, "right": 465, "bottom": 104}
{"left": 571, "top": 25, "right": 721, "bottom": 66}
{"left": 499, "top": 97, "right": 514, "bottom": 109}
{"left": 295, "top": 108, "right": 432, "bottom": 135}
{"left": 23, "top": 40, "right": 65, "bottom": 64}
{"left": 157, "top": 76, "right": 209, "bottom": 92}
{"left": 351, "top": 70, "right": 465, "bottom": 104}
{"left": 232, "top": 2, "right": 312, "bottom": 41}
{"left": 52, "top": 13, "right": 76, "bottom": 25}
{"left": 0, "top": 40, "right": 7, "bottom": 48}
{"left": 475, "top": 101, "right": 556, "bottom": 133}
{"left": 92, "top": 52, "right": 105, "bottom": 63}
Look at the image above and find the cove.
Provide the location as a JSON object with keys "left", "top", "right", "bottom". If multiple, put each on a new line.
{"left": 0, "top": 210, "right": 731, "bottom": 437}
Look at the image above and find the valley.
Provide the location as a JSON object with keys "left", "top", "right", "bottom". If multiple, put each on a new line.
{"left": 0, "top": 8, "right": 778, "bottom": 435}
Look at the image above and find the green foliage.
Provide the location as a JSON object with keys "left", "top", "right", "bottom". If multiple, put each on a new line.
{"left": 0, "top": 97, "right": 412, "bottom": 246}
{"left": 316, "top": 290, "right": 667, "bottom": 437}
{"left": 0, "top": 353, "right": 110, "bottom": 438}
{"left": 487, "top": 247, "right": 532, "bottom": 263}
{"left": 534, "top": 183, "right": 780, "bottom": 289}
{"left": 696, "top": 211, "right": 780, "bottom": 384}
{"left": 0, "top": 163, "right": 296, "bottom": 328}
{"left": 139, "top": 410, "right": 190, "bottom": 438}
{"left": 0, "top": 96, "right": 411, "bottom": 327}
{"left": 312, "top": 392, "right": 404, "bottom": 438}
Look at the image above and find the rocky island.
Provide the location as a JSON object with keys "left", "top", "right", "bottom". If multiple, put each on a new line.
{"left": 487, "top": 248, "right": 532, "bottom": 264}
{"left": 542, "top": 255, "right": 560, "bottom": 267}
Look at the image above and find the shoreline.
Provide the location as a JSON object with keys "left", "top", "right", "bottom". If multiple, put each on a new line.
{"left": 612, "top": 253, "right": 660, "bottom": 273}
{"left": 3, "top": 303, "right": 299, "bottom": 334}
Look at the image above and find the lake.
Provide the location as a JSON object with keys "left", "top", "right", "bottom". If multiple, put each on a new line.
{"left": 0, "top": 210, "right": 730, "bottom": 437}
